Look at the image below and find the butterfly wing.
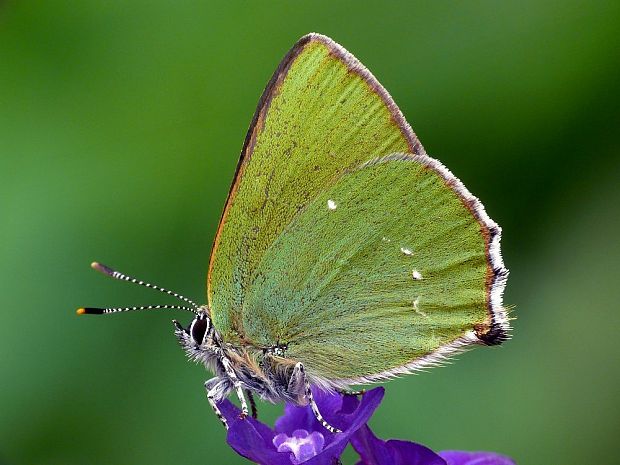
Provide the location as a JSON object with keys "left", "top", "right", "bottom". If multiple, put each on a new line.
{"left": 208, "top": 34, "right": 508, "bottom": 383}
{"left": 208, "top": 34, "right": 424, "bottom": 341}
{"left": 242, "top": 153, "right": 508, "bottom": 383}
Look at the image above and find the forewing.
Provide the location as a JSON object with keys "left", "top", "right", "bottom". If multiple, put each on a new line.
{"left": 242, "top": 154, "right": 508, "bottom": 382}
{"left": 208, "top": 34, "right": 424, "bottom": 340}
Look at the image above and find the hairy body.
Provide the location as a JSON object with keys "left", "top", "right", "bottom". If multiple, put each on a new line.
{"left": 174, "top": 306, "right": 343, "bottom": 432}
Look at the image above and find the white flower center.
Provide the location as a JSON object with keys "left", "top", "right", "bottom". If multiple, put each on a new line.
{"left": 273, "top": 429, "right": 325, "bottom": 464}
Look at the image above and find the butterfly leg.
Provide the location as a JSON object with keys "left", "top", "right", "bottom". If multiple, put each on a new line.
{"left": 218, "top": 351, "right": 250, "bottom": 419}
{"left": 204, "top": 377, "right": 229, "bottom": 429}
{"left": 292, "top": 362, "right": 342, "bottom": 433}
{"left": 246, "top": 389, "right": 258, "bottom": 419}
{"left": 337, "top": 388, "right": 366, "bottom": 396}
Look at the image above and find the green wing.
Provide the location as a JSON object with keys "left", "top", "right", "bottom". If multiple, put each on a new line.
{"left": 208, "top": 34, "right": 424, "bottom": 339}
{"left": 208, "top": 33, "right": 508, "bottom": 382}
{"left": 242, "top": 153, "right": 508, "bottom": 382}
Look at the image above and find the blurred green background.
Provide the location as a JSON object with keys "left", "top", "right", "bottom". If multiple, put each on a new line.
{"left": 1, "top": 1, "right": 619, "bottom": 464}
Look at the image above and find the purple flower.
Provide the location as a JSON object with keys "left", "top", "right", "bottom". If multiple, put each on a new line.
{"left": 351, "top": 427, "right": 518, "bottom": 465}
{"left": 439, "top": 451, "right": 516, "bottom": 465}
{"left": 218, "top": 387, "right": 384, "bottom": 465}
{"left": 351, "top": 424, "right": 446, "bottom": 465}
{"left": 217, "top": 388, "right": 516, "bottom": 465}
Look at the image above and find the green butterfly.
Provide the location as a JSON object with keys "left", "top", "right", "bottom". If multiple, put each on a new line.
{"left": 79, "top": 33, "right": 509, "bottom": 433}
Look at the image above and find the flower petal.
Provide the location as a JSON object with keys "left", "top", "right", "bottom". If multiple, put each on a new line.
{"left": 275, "top": 387, "right": 345, "bottom": 436}
{"left": 302, "top": 388, "right": 385, "bottom": 465}
{"left": 221, "top": 388, "right": 384, "bottom": 465}
{"left": 439, "top": 450, "right": 517, "bottom": 465}
{"left": 273, "top": 429, "right": 326, "bottom": 464}
{"left": 351, "top": 425, "right": 446, "bottom": 465}
{"left": 219, "top": 398, "right": 275, "bottom": 442}
{"left": 339, "top": 392, "right": 361, "bottom": 414}
{"left": 221, "top": 399, "right": 292, "bottom": 465}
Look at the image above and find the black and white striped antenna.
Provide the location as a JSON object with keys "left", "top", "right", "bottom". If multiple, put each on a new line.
{"left": 77, "top": 262, "right": 199, "bottom": 316}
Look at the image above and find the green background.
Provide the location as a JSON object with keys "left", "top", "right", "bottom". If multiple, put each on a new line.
{"left": 1, "top": 1, "right": 618, "bottom": 464}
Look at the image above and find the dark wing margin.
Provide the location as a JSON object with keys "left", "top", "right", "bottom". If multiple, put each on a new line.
{"left": 410, "top": 154, "right": 510, "bottom": 346}
{"left": 335, "top": 153, "right": 510, "bottom": 385}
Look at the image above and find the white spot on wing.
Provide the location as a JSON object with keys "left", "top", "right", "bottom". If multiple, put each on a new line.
{"left": 400, "top": 247, "right": 413, "bottom": 256}
{"left": 412, "top": 270, "right": 423, "bottom": 280}
{"left": 327, "top": 199, "right": 337, "bottom": 210}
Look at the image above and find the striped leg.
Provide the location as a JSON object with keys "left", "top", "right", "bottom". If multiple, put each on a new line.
{"left": 337, "top": 388, "right": 366, "bottom": 396}
{"left": 246, "top": 389, "right": 258, "bottom": 419}
{"left": 219, "top": 352, "right": 249, "bottom": 418}
{"left": 295, "top": 362, "right": 342, "bottom": 433}
{"left": 204, "top": 377, "right": 228, "bottom": 429}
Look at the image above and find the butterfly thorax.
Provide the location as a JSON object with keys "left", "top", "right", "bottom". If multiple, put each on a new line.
{"left": 174, "top": 310, "right": 304, "bottom": 405}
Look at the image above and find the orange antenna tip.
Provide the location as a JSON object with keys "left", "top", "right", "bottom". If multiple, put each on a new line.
{"left": 76, "top": 307, "right": 105, "bottom": 315}
{"left": 90, "top": 261, "right": 115, "bottom": 277}
{"left": 90, "top": 262, "right": 107, "bottom": 271}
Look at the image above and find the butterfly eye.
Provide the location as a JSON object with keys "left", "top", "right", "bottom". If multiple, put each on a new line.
{"left": 190, "top": 317, "right": 210, "bottom": 345}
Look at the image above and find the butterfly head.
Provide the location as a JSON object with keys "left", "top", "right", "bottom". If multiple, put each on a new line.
{"left": 173, "top": 306, "right": 214, "bottom": 348}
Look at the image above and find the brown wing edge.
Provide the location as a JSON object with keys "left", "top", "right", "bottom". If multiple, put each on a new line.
{"left": 207, "top": 33, "right": 427, "bottom": 300}
{"left": 337, "top": 153, "right": 509, "bottom": 386}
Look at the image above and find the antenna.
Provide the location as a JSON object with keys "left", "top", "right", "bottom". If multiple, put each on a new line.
{"left": 76, "top": 262, "right": 200, "bottom": 316}
{"left": 77, "top": 304, "right": 197, "bottom": 315}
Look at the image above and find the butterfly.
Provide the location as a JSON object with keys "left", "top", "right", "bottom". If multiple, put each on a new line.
{"left": 78, "top": 33, "right": 509, "bottom": 433}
